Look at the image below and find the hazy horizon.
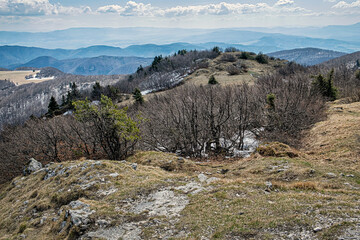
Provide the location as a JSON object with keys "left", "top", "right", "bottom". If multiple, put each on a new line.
{"left": 1, "top": 0, "right": 360, "bottom": 32}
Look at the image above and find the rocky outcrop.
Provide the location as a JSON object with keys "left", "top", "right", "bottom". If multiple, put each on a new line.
{"left": 23, "top": 158, "right": 42, "bottom": 176}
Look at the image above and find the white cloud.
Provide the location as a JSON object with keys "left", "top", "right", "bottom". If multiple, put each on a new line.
{"left": 97, "top": 1, "right": 154, "bottom": 16}
{"left": 96, "top": 1, "right": 308, "bottom": 17}
{"left": 332, "top": 0, "right": 360, "bottom": 8}
{"left": 275, "top": 0, "right": 295, "bottom": 7}
{"left": 0, "top": 0, "right": 91, "bottom": 16}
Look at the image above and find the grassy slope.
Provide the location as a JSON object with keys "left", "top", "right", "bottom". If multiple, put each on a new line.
{"left": 183, "top": 52, "right": 283, "bottom": 86}
{"left": 0, "top": 101, "right": 359, "bottom": 239}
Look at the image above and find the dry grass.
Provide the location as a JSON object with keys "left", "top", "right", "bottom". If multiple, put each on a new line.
{"left": 0, "top": 70, "right": 53, "bottom": 85}
{"left": 257, "top": 142, "right": 300, "bottom": 158}
{"left": 183, "top": 52, "right": 284, "bottom": 86}
{"left": 127, "top": 151, "right": 198, "bottom": 172}
{"left": 302, "top": 101, "right": 360, "bottom": 172}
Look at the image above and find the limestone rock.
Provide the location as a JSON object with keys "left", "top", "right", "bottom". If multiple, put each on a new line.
{"left": 23, "top": 158, "right": 42, "bottom": 176}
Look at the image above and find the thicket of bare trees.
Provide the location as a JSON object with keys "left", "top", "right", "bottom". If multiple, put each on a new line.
{"left": 137, "top": 66, "right": 326, "bottom": 156}
{"left": 138, "top": 84, "right": 261, "bottom": 157}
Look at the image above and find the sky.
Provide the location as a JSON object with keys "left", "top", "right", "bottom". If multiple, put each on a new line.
{"left": 0, "top": 0, "right": 360, "bottom": 31}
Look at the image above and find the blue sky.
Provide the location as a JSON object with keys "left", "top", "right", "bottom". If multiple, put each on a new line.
{"left": 0, "top": 0, "right": 360, "bottom": 31}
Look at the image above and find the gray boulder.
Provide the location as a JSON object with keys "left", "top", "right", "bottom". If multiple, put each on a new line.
{"left": 23, "top": 158, "right": 42, "bottom": 176}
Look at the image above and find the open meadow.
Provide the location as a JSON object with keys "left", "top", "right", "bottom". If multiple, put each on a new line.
{"left": 0, "top": 70, "right": 53, "bottom": 85}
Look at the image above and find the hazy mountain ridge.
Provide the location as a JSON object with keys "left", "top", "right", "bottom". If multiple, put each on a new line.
{"left": 12, "top": 55, "right": 153, "bottom": 75}
{"left": 268, "top": 48, "right": 347, "bottom": 66}
{"left": 1, "top": 23, "right": 360, "bottom": 51}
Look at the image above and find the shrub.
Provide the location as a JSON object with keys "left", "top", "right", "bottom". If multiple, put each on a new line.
{"left": 227, "top": 65, "right": 241, "bottom": 75}
{"left": 225, "top": 47, "right": 238, "bottom": 52}
{"left": 74, "top": 95, "right": 141, "bottom": 160}
{"left": 266, "top": 93, "right": 276, "bottom": 111}
{"left": 212, "top": 46, "right": 221, "bottom": 55}
{"left": 132, "top": 88, "right": 144, "bottom": 104}
{"left": 239, "top": 51, "right": 255, "bottom": 60}
{"left": 18, "top": 223, "right": 27, "bottom": 233}
{"left": 221, "top": 54, "right": 237, "bottom": 62}
{"left": 208, "top": 75, "right": 219, "bottom": 85}
{"left": 240, "top": 63, "right": 248, "bottom": 72}
{"left": 255, "top": 53, "right": 268, "bottom": 64}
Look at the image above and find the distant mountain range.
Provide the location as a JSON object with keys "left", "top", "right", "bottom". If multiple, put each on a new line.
{"left": 1, "top": 23, "right": 360, "bottom": 52}
{"left": 268, "top": 48, "right": 347, "bottom": 66}
{"left": 0, "top": 44, "right": 196, "bottom": 67}
{"left": 12, "top": 56, "right": 152, "bottom": 75}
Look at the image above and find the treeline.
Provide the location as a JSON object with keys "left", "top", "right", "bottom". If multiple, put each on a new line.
{"left": 115, "top": 48, "right": 220, "bottom": 93}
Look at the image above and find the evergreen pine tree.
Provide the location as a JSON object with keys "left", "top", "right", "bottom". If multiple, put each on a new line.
{"left": 136, "top": 65, "right": 144, "bottom": 74}
{"left": 132, "top": 88, "right": 144, "bottom": 104}
{"left": 61, "top": 95, "right": 66, "bottom": 107}
{"left": 91, "top": 82, "right": 102, "bottom": 100}
{"left": 48, "top": 96, "right": 59, "bottom": 115}
{"left": 266, "top": 93, "right": 276, "bottom": 111}
{"left": 312, "top": 69, "right": 337, "bottom": 101}
{"left": 208, "top": 75, "right": 219, "bottom": 85}
{"left": 71, "top": 82, "right": 80, "bottom": 99}
{"left": 326, "top": 69, "right": 337, "bottom": 101}
{"left": 355, "top": 70, "right": 360, "bottom": 80}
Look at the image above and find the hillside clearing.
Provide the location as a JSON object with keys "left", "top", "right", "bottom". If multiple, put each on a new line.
{"left": 184, "top": 52, "right": 284, "bottom": 86}
{"left": 0, "top": 70, "right": 53, "bottom": 85}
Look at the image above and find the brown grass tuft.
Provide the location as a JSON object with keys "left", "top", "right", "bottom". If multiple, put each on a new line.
{"left": 257, "top": 142, "right": 299, "bottom": 158}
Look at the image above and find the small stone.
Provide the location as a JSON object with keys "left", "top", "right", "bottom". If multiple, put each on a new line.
{"left": 69, "top": 200, "right": 89, "bottom": 209}
{"left": 221, "top": 169, "right": 229, "bottom": 174}
{"left": 198, "top": 173, "right": 208, "bottom": 182}
{"left": 109, "top": 173, "right": 119, "bottom": 178}
{"left": 60, "top": 221, "right": 67, "bottom": 231}
{"left": 97, "top": 219, "right": 109, "bottom": 227}
{"left": 131, "top": 163, "right": 137, "bottom": 170}
{"left": 313, "top": 227, "right": 322, "bottom": 232}
{"left": 326, "top": 172, "right": 337, "bottom": 178}
{"left": 177, "top": 157, "right": 185, "bottom": 164}
{"left": 40, "top": 216, "right": 47, "bottom": 225}
{"left": 265, "top": 181, "right": 273, "bottom": 189}
{"left": 346, "top": 174, "right": 355, "bottom": 178}
{"left": 238, "top": 212, "right": 244, "bottom": 215}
